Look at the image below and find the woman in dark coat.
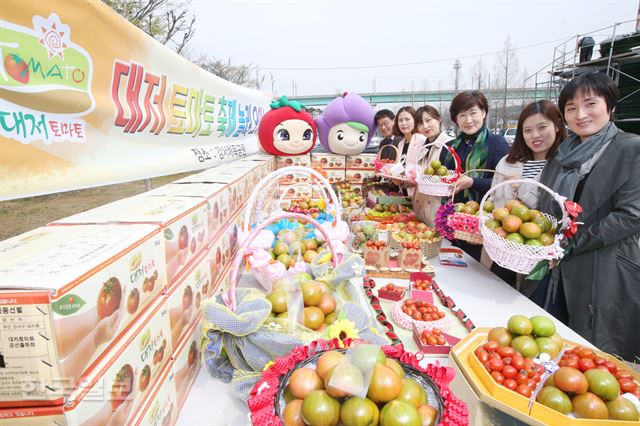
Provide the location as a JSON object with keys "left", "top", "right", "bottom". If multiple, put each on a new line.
{"left": 440, "top": 91, "right": 510, "bottom": 265}
{"left": 537, "top": 72, "right": 640, "bottom": 361}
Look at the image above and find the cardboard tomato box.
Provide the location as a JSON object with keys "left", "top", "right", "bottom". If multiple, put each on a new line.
{"left": 279, "top": 184, "right": 313, "bottom": 200}
{"left": 346, "top": 153, "right": 377, "bottom": 169}
{"left": 346, "top": 169, "right": 376, "bottom": 184}
{"left": 172, "top": 320, "right": 202, "bottom": 414}
{"left": 276, "top": 154, "right": 311, "bottom": 169}
{"left": 0, "top": 405, "right": 66, "bottom": 426}
{"left": 166, "top": 251, "right": 210, "bottom": 350}
{"left": 311, "top": 153, "right": 346, "bottom": 169}
{"left": 324, "top": 169, "right": 346, "bottom": 184}
{"left": 129, "top": 359, "right": 177, "bottom": 426}
{"left": 64, "top": 297, "right": 171, "bottom": 426}
{"left": 0, "top": 225, "right": 165, "bottom": 406}
{"left": 50, "top": 195, "right": 208, "bottom": 284}
{"left": 277, "top": 172, "right": 312, "bottom": 186}
{"left": 141, "top": 183, "right": 229, "bottom": 244}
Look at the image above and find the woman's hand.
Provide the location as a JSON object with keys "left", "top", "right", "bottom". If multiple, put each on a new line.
{"left": 454, "top": 175, "right": 474, "bottom": 193}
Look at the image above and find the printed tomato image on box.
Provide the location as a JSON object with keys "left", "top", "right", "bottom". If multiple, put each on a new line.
{"left": 64, "top": 297, "right": 171, "bottom": 426}
{"left": 0, "top": 225, "right": 165, "bottom": 405}
{"left": 277, "top": 172, "right": 312, "bottom": 186}
{"left": 49, "top": 195, "right": 209, "bottom": 283}
{"left": 173, "top": 322, "right": 202, "bottom": 414}
{"left": 347, "top": 153, "right": 377, "bottom": 169}
{"left": 279, "top": 183, "right": 314, "bottom": 200}
{"left": 207, "top": 236, "right": 229, "bottom": 289}
{"left": 129, "top": 360, "right": 177, "bottom": 426}
{"left": 167, "top": 251, "right": 210, "bottom": 349}
{"left": 324, "top": 169, "right": 346, "bottom": 184}
{"left": 276, "top": 154, "right": 310, "bottom": 169}
{"left": 141, "top": 183, "right": 228, "bottom": 244}
{"left": 0, "top": 405, "right": 66, "bottom": 426}
{"left": 311, "top": 153, "right": 346, "bottom": 169}
{"left": 346, "top": 169, "right": 376, "bottom": 184}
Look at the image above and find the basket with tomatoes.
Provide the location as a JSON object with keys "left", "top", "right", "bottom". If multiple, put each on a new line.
{"left": 247, "top": 339, "right": 469, "bottom": 426}
{"left": 451, "top": 316, "right": 640, "bottom": 425}
{"left": 391, "top": 298, "right": 450, "bottom": 333}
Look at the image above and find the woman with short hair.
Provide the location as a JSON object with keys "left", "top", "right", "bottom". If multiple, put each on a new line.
{"left": 537, "top": 72, "right": 640, "bottom": 361}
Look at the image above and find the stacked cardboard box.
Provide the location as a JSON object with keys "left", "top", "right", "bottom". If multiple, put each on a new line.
{"left": 0, "top": 154, "right": 272, "bottom": 425}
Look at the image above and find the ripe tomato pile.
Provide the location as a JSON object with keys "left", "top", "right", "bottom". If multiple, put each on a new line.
{"left": 419, "top": 329, "right": 447, "bottom": 346}
{"left": 365, "top": 240, "right": 387, "bottom": 249}
{"left": 412, "top": 279, "right": 432, "bottom": 291}
{"left": 384, "top": 283, "right": 404, "bottom": 294}
{"left": 401, "top": 299, "right": 445, "bottom": 321}
{"left": 560, "top": 346, "right": 640, "bottom": 399}
{"left": 401, "top": 241, "right": 420, "bottom": 250}
{"left": 474, "top": 340, "right": 545, "bottom": 398}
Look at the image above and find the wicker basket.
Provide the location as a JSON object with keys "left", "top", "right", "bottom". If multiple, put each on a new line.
{"left": 420, "top": 236, "right": 444, "bottom": 259}
{"left": 374, "top": 143, "right": 417, "bottom": 183}
{"left": 479, "top": 179, "right": 568, "bottom": 275}
{"left": 274, "top": 348, "right": 445, "bottom": 423}
{"left": 416, "top": 144, "right": 462, "bottom": 196}
{"left": 374, "top": 143, "right": 400, "bottom": 171}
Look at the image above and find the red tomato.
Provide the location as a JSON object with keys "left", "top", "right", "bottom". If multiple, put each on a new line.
{"left": 511, "top": 354, "right": 524, "bottom": 370}
{"left": 616, "top": 370, "right": 633, "bottom": 380}
{"left": 527, "top": 369, "right": 537, "bottom": 378}
{"left": 593, "top": 357, "right": 606, "bottom": 366}
{"left": 523, "top": 358, "right": 534, "bottom": 370}
{"left": 498, "top": 347, "right": 515, "bottom": 358}
{"left": 564, "top": 352, "right": 580, "bottom": 360}
{"left": 577, "top": 348, "right": 594, "bottom": 359}
{"left": 502, "top": 357, "right": 512, "bottom": 366}
{"left": 488, "top": 358, "right": 504, "bottom": 372}
{"left": 604, "top": 361, "right": 618, "bottom": 374}
{"left": 525, "top": 378, "right": 537, "bottom": 390}
{"left": 516, "top": 384, "right": 532, "bottom": 398}
{"left": 578, "top": 358, "right": 596, "bottom": 372}
{"left": 484, "top": 341, "right": 500, "bottom": 353}
{"left": 565, "top": 358, "right": 580, "bottom": 369}
{"left": 619, "top": 378, "right": 638, "bottom": 393}
{"left": 490, "top": 353, "right": 502, "bottom": 361}
{"left": 503, "top": 378, "right": 517, "bottom": 391}
{"left": 491, "top": 371, "right": 505, "bottom": 384}
{"left": 516, "top": 372, "right": 529, "bottom": 385}
{"left": 412, "top": 312, "right": 423, "bottom": 320}
{"left": 474, "top": 348, "right": 489, "bottom": 364}
{"left": 502, "top": 365, "right": 517, "bottom": 379}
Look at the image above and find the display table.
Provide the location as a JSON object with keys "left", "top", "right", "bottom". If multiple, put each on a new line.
{"left": 176, "top": 242, "right": 591, "bottom": 425}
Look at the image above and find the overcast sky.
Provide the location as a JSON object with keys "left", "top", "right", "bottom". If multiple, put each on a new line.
{"left": 189, "top": 0, "right": 638, "bottom": 97}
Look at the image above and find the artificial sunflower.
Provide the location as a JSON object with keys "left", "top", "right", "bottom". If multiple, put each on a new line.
{"left": 326, "top": 318, "right": 359, "bottom": 345}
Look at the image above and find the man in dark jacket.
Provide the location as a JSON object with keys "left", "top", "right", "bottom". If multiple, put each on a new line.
{"left": 375, "top": 109, "right": 402, "bottom": 160}
{"left": 578, "top": 36, "right": 595, "bottom": 62}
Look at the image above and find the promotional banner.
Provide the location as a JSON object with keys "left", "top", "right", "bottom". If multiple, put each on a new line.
{"left": 0, "top": 0, "right": 270, "bottom": 200}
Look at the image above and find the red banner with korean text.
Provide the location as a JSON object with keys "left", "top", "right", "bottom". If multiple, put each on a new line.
{"left": 0, "top": 0, "right": 269, "bottom": 200}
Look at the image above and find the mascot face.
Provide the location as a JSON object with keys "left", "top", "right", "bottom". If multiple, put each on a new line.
{"left": 327, "top": 122, "right": 368, "bottom": 155}
{"left": 314, "top": 93, "right": 376, "bottom": 155}
{"left": 258, "top": 97, "right": 316, "bottom": 156}
{"left": 273, "top": 119, "right": 314, "bottom": 154}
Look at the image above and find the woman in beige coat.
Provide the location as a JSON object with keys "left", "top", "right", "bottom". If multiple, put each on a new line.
{"left": 412, "top": 106, "right": 454, "bottom": 226}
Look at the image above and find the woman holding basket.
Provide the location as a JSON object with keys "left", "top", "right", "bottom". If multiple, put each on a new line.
{"left": 488, "top": 100, "right": 566, "bottom": 295}
{"left": 537, "top": 72, "right": 640, "bottom": 361}
{"left": 440, "top": 91, "right": 510, "bottom": 261}
{"left": 386, "top": 106, "right": 426, "bottom": 195}
{"left": 413, "top": 105, "right": 454, "bottom": 226}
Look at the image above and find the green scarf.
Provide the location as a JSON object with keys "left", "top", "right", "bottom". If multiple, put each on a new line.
{"left": 444, "top": 127, "right": 489, "bottom": 199}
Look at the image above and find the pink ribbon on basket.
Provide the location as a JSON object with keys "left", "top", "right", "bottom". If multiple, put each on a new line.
{"left": 315, "top": 221, "right": 350, "bottom": 261}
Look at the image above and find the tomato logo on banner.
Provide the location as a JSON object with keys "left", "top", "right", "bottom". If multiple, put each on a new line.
{"left": 0, "top": 13, "right": 94, "bottom": 144}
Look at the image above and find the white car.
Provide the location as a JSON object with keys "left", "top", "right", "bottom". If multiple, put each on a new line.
{"left": 503, "top": 128, "right": 517, "bottom": 145}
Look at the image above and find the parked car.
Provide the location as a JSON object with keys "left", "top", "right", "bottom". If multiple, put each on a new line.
{"left": 503, "top": 127, "right": 517, "bottom": 145}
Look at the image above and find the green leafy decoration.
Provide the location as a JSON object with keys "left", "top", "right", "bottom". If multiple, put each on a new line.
{"left": 526, "top": 261, "right": 550, "bottom": 281}
{"left": 164, "top": 228, "right": 174, "bottom": 240}
{"left": 52, "top": 294, "right": 86, "bottom": 316}
{"left": 269, "top": 95, "right": 305, "bottom": 112}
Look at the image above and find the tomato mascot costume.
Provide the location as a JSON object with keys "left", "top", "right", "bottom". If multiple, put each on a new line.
{"left": 258, "top": 96, "right": 317, "bottom": 156}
